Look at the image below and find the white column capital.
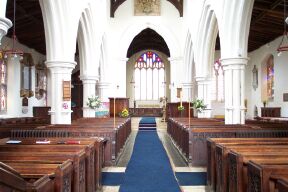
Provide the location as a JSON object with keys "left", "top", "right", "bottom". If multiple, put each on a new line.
{"left": 97, "top": 81, "right": 111, "bottom": 89}
{"left": 80, "top": 75, "right": 99, "bottom": 83}
{"left": 168, "top": 56, "right": 183, "bottom": 63}
{"left": 117, "top": 57, "right": 129, "bottom": 62}
{"left": 220, "top": 57, "right": 249, "bottom": 68}
{"left": 0, "top": 17, "right": 12, "bottom": 44}
{"left": 195, "top": 76, "right": 212, "bottom": 84}
{"left": 182, "top": 82, "right": 193, "bottom": 88}
{"left": 45, "top": 60, "right": 77, "bottom": 71}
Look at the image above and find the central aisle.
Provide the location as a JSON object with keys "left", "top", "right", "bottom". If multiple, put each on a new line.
{"left": 119, "top": 120, "right": 181, "bottom": 192}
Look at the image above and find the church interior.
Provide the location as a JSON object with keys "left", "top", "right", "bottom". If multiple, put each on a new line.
{"left": 1, "top": 0, "right": 288, "bottom": 191}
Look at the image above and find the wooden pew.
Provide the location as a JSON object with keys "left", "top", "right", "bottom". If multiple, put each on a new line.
{"left": 0, "top": 160, "right": 72, "bottom": 192}
{"left": 207, "top": 138, "right": 288, "bottom": 190}
{"left": 276, "top": 178, "right": 288, "bottom": 192}
{"left": 0, "top": 150, "right": 86, "bottom": 192}
{"left": 0, "top": 137, "right": 105, "bottom": 191}
{"left": 247, "top": 161, "right": 288, "bottom": 192}
{"left": 168, "top": 117, "right": 288, "bottom": 166}
{"left": 214, "top": 144, "right": 288, "bottom": 192}
{"left": 227, "top": 151, "right": 288, "bottom": 192}
{"left": 206, "top": 138, "right": 288, "bottom": 191}
{"left": 11, "top": 118, "right": 131, "bottom": 166}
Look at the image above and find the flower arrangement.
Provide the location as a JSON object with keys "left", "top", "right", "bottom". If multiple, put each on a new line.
{"left": 120, "top": 108, "right": 129, "bottom": 117}
{"left": 177, "top": 105, "right": 185, "bottom": 111}
{"left": 86, "top": 95, "right": 101, "bottom": 109}
{"left": 192, "top": 99, "right": 207, "bottom": 112}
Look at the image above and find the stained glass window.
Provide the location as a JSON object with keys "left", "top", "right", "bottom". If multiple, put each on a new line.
{"left": 266, "top": 55, "right": 274, "bottom": 101}
{"left": 134, "top": 51, "right": 165, "bottom": 100}
{"left": 0, "top": 52, "right": 7, "bottom": 113}
{"left": 211, "top": 60, "right": 224, "bottom": 101}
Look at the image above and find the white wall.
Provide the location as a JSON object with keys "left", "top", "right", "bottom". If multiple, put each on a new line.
{"left": 246, "top": 36, "right": 288, "bottom": 118}
{"left": 104, "top": 0, "right": 184, "bottom": 100}
{"left": 0, "top": 36, "right": 46, "bottom": 118}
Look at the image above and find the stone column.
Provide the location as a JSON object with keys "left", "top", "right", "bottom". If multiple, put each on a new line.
{"left": 0, "top": 0, "right": 12, "bottom": 44}
{"left": 182, "top": 82, "right": 193, "bottom": 102}
{"left": 196, "top": 77, "right": 212, "bottom": 118}
{"left": 46, "top": 61, "right": 76, "bottom": 124}
{"left": 168, "top": 57, "right": 183, "bottom": 102}
{"left": 80, "top": 75, "right": 98, "bottom": 118}
{"left": 97, "top": 82, "right": 110, "bottom": 102}
{"left": 221, "top": 57, "right": 248, "bottom": 124}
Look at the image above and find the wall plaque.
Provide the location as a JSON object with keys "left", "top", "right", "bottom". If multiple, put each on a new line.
{"left": 134, "top": 0, "right": 161, "bottom": 16}
{"left": 283, "top": 93, "right": 288, "bottom": 102}
{"left": 63, "top": 81, "right": 71, "bottom": 101}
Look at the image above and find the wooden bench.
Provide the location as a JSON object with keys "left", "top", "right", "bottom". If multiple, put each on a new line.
{"left": 11, "top": 118, "right": 131, "bottom": 166}
{"left": 0, "top": 150, "right": 86, "bottom": 192}
{"left": 206, "top": 138, "right": 288, "bottom": 190}
{"left": 0, "top": 137, "right": 105, "bottom": 191}
{"left": 247, "top": 161, "right": 288, "bottom": 192}
{"left": 0, "top": 160, "right": 73, "bottom": 192}
{"left": 228, "top": 151, "right": 288, "bottom": 192}
{"left": 276, "top": 178, "right": 288, "bottom": 192}
{"left": 215, "top": 144, "right": 288, "bottom": 192}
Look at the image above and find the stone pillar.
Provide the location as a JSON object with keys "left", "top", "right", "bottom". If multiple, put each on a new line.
{"left": 182, "top": 82, "right": 193, "bottom": 102}
{"left": 80, "top": 75, "right": 98, "bottom": 118}
{"left": 112, "top": 57, "right": 128, "bottom": 97}
{"left": 196, "top": 77, "right": 212, "bottom": 118}
{"left": 0, "top": 0, "right": 12, "bottom": 44}
{"left": 97, "top": 81, "right": 111, "bottom": 102}
{"left": 168, "top": 57, "right": 183, "bottom": 102}
{"left": 46, "top": 61, "right": 76, "bottom": 124}
{"left": 221, "top": 57, "right": 248, "bottom": 124}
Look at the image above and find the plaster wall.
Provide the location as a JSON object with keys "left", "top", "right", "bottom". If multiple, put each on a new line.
{"left": 246, "top": 36, "right": 288, "bottom": 118}
{"left": 0, "top": 36, "right": 46, "bottom": 118}
{"left": 104, "top": 0, "right": 184, "bottom": 100}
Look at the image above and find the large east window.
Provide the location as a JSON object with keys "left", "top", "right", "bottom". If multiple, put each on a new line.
{"left": 134, "top": 51, "right": 165, "bottom": 100}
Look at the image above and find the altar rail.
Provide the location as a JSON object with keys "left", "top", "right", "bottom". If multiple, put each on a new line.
{"left": 129, "top": 108, "right": 162, "bottom": 117}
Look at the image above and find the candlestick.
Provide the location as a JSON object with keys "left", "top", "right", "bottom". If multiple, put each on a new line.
{"left": 180, "top": 89, "right": 182, "bottom": 107}
{"left": 188, "top": 98, "right": 191, "bottom": 128}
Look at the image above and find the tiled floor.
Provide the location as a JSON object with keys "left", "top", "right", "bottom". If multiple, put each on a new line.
{"left": 101, "top": 117, "right": 207, "bottom": 192}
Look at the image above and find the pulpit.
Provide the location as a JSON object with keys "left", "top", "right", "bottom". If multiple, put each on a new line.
{"left": 109, "top": 98, "right": 129, "bottom": 117}
{"left": 166, "top": 102, "right": 194, "bottom": 119}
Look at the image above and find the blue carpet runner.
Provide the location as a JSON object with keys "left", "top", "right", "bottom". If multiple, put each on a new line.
{"left": 102, "top": 172, "right": 125, "bottom": 186}
{"left": 139, "top": 117, "right": 157, "bottom": 131}
{"left": 102, "top": 172, "right": 207, "bottom": 187}
{"left": 119, "top": 130, "right": 181, "bottom": 192}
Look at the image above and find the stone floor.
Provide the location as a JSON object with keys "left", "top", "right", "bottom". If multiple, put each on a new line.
{"left": 101, "top": 117, "right": 207, "bottom": 192}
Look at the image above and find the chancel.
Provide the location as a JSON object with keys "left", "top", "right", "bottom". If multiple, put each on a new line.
{"left": 1, "top": 0, "right": 288, "bottom": 191}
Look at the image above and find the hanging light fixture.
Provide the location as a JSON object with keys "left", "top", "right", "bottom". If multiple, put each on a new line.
{"left": 2, "top": 0, "right": 23, "bottom": 59}
{"left": 277, "top": 0, "right": 288, "bottom": 56}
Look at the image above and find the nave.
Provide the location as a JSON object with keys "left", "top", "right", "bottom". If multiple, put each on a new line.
{"left": 101, "top": 117, "right": 206, "bottom": 192}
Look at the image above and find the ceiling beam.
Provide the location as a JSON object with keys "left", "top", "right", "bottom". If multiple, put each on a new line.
{"left": 251, "top": 0, "right": 283, "bottom": 26}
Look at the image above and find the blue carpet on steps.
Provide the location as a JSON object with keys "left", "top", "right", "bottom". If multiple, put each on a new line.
{"left": 139, "top": 117, "right": 156, "bottom": 124}
{"left": 102, "top": 172, "right": 125, "bottom": 186}
{"left": 102, "top": 172, "right": 207, "bottom": 187}
{"left": 119, "top": 131, "right": 181, "bottom": 192}
{"left": 175, "top": 172, "right": 207, "bottom": 186}
{"left": 139, "top": 117, "right": 157, "bottom": 131}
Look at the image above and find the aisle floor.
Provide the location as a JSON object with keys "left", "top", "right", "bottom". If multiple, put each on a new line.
{"left": 101, "top": 117, "right": 207, "bottom": 192}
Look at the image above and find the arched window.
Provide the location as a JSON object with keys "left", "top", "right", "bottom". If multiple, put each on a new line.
{"left": 0, "top": 52, "right": 7, "bottom": 113}
{"left": 211, "top": 60, "right": 224, "bottom": 101}
{"left": 134, "top": 51, "right": 165, "bottom": 100}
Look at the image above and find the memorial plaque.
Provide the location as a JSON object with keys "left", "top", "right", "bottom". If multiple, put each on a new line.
{"left": 134, "top": 0, "right": 161, "bottom": 16}
{"left": 63, "top": 81, "right": 71, "bottom": 101}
